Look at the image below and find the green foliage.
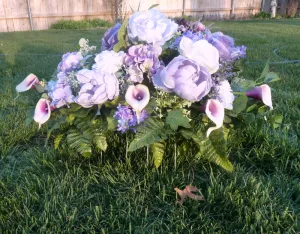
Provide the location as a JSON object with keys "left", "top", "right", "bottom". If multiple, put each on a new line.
{"left": 93, "top": 135, "right": 108, "bottom": 152}
{"left": 54, "top": 134, "right": 64, "bottom": 150}
{"left": 113, "top": 19, "right": 129, "bottom": 52}
{"left": 51, "top": 19, "right": 112, "bottom": 29}
{"left": 151, "top": 141, "right": 165, "bottom": 168}
{"left": 270, "top": 114, "right": 283, "bottom": 129}
{"left": 231, "top": 94, "right": 248, "bottom": 115}
{"left": 148, "top": 4, "right": 159, "bottom": 10}
{"left": 253, "top": 11, "right": 271, "bottom": 19}
{"left": 166, "top": 109, "right": 191, "bottom": 130}
{"left": 264, "top": 72, "right": 280, "bottom": 83}
{"left": 231, "top": 77, "right": 256, "bottom": 92}
{"left": 128, "top": 118, "right": 171, "bottom": 152}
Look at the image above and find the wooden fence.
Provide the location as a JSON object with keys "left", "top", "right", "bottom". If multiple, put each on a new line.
{"left": 0, "top": 0, "right": 263, "bottom": 32}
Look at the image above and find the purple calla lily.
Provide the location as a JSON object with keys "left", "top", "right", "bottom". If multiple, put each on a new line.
{"left": 16, "top": 74, "right": 40, "bottom": 93}
{"left": 33, "top": 98, "right": 51, "bottom": 128}
{"left": 125, "top": 84, "right": 150, "bottom": 124}
{"left": 203, "top": 99, "right": 225, "bottom": 137}
{"left": 246, "top": 84, "right": 273, "bottom": 110}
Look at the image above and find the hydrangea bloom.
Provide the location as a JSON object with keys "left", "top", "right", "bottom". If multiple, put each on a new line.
{"left": 92, "top": 50, "right": 124, "bottom": 74}
{"left": 212, "top": 80, "right": 235, "bottom": 110}
{"left": 101, "top": 23, "right": 121, "bottom": 51}
{"left": 124, "top": 44, "right": 162, "bottom": 83}
{"left": 153, "top": 55, "right": 212, "bottom": 102}
{"left": 128, "top": 9, "right": 178, "bottom": 46}
{"left": 57, "top": 52, "right": 83, "bottom": 73}
{"left": 76, "top": 69, "right": 119, "bottom": 108}
{"left": 113, "top": 104, "right": 148, "bottom": 133}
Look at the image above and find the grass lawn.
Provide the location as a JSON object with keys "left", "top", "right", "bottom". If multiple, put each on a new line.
{"left": 0, "top": 20, "right": 300, "bottom": 233}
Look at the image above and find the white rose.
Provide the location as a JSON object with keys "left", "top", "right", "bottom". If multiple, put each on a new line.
{"left": 179, "top": 36, "right": 219, "bottom": 74}
{"left": 92, "top": 50, "right": 124, "bottom": 74}
{"left": 128, "top": 9, "right": 178, "bottom": 46}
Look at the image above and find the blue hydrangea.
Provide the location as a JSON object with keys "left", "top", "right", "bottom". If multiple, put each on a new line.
{"left": 113, "top": 104, "right": 148, "bottom": 133}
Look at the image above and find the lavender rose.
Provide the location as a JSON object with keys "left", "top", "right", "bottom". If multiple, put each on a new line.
{"left": 101, "top": 23, "right": 121, "bottom": 51}
{"left": 76, "top": 69, "right": 119, "bottom": 108}
{"left": 153, "top": 55, "right": 212, "bottom": 102}
{"left": 128, "top": 9, "right": 178, "bottom": 46}
{"left": 57, "top": 52, "right": 83, "bottom": 73}
{"left": 207, "top": 32, "right": 235, "bottom": 60}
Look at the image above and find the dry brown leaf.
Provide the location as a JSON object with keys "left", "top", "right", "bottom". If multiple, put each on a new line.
{"left": 174, "top": 185, "right": 205, "bottom": 205}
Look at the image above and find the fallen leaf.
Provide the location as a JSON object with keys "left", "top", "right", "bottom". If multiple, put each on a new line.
{"left": 174, "top": 185, "right": 205, "bottom": 205}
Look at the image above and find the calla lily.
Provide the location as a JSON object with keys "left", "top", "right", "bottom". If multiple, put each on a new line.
{"left": 16, "top": 74, "right": 40, "bottom": 93}
{"left": 203, "top": 99, "right": 225, "bottom": 137}
{"left": 125, "top": 84, "right": 150, "bottom": 124}
{"left": 33, "top": 98, "right": 51, "bottom": 128}
{"left": 246, "top": 84, "right": 273, "bottom": 110}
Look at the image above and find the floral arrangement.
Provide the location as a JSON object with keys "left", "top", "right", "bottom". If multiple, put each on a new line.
{"left": 16, "top": 7, "right": 280, "bottom": 171}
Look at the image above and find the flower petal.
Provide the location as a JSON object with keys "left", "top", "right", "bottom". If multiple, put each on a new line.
{"left": 16, "top": 74, "right": 39, "bottom": 92}
{"left": 204, "top": 99, "right": 224, "bottom": 137}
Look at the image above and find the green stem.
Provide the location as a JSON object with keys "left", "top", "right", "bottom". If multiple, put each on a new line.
{"left": 232, "top": 91, "right": 244, "bottom": 95}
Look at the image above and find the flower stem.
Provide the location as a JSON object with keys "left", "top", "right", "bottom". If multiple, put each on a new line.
{"left": 232, "top": 91, "right": 244, "bottom": 95}
{"left": 174, "top": 143, "right": 177, "bottom": 171}
{"left": 146, "top": 145, "right": 149, "bottom": 167}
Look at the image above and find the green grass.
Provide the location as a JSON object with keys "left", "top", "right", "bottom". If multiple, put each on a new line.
{"left": 0, "top": 20, "right": 300, "bottom": 233}
{"left": 51, "top": 19, "right": 113, "bottom": 29}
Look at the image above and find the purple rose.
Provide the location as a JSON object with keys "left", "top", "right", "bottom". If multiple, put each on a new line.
{"left": 207, "top": 32, "right": 235, "bottom": 59}
{"left": 57, "top": 52, "right": 83, "bottom": 73}
{"left": 49, "top": 85, "right": 74, "bottom": 108}
{"left": 76, "top": 69, "right": 119, "bottom": 108}
{"left": 101, "top": 23, "right": 121, "bottom": 51}
{"left": 124, "top": 44, "right": 162, "bottom": 83}
{"left": 152, "top": 55, "right": 212, "bottom": 102}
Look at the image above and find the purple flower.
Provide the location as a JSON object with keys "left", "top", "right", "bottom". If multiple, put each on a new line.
{"left": 152, "top": 55, "right": 212, "bottom": 102}
{"left": 170, "top": 29, "right": 211, "bottom": 49}
{"left": 76, "top": 69, "right": 119, "bottom": 108}
{"left": 49, "top": 85, "right": 74, "bottom": 108}
{"left": 124, "top": 44, "right": 162, "bottom": 83}
{"left": 57, "top": 52, "right": 83, "bottom": 73}
{"left": 101, "top": 23, "right": 121, "bottom": 51}
{"left": 192, "top": 22, "right": 206, "bottom": 32}
{"left": 207, "top": 32, "right": 235, "bottom": 60}
{"left": 113, "top": 104, "right": 148, "bottom": 133}
{"left": 231, "top": 45, "right": 247, "bottom": 60}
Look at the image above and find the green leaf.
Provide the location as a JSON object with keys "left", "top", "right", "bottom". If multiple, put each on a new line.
{"left": 231, "top": 77, "right": 256, "bottom": 92}
{"left": 247, "top": 103, "right": 258, "bottom": 112}
{"left": 128, "top": 118, "right": 170, "bottom": 152}
{"left": 144, "top": 98, "right": 157, "bottom": 115}
{"left": 94, "top": 135, "right": 108, "bottom": 152}
{"left": 209, "top": 128, "right": 227, "bottom": 157}
{"left": 148, "top": 4, "right": 159, "bottom": 10}
{"left": 166, "top": 109, "right": 191, "bottom": 130}
{"left": 25, "top": 108, "right": 35, "bottom": 127}
{"left": 107, "top": 116, "right": 118, "bottom": 130}
{"left": 233, "top": 58, "right": 246, "bottom": 72}
{"left": 270, "top": 114, "right": 283, "bottom": 129}
{"left": 232, "top": 94, "right": 248, "bottom": 115}
{"left": 54, "top": 134, "right": 64, "bottom": 149}
{"left": 243, "top": 113, "right": 256, "bottom": 124}
{"left": 183, "top": 130, "right": 233, "bottom": 172}
{"left": 264, "top": 72, "right": 280, "bottom": 83}
{"left": 258, "top": 60, "right": 269, "bottom": 80}
{"left": 151, "top": 141, "right": 165, "bottom": 168}
{"left": 114, "top": 18, "right": 128, "bottom": 52}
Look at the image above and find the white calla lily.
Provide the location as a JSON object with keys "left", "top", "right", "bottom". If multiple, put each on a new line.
{"left": 179, "top": 37, "right": 220, "bottom": 74}
{"left": 34, "top": 98, "right": 51, "bottom": 128}
{"left": 125, "top": 84, "right": 150, "bottom": 124}
{"left": 204, "top": 99, "right": 225, "bottom": 137}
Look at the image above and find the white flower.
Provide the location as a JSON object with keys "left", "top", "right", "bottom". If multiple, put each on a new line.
{"left": 215, "top": 80, "right": 235, "bottom": 110}
{"left": 179, "top": 36, "right": 219, "bottom": 74}
{"left": 128, "top": 9, "right": 178, "bottom": 46}
{"left": 92, "top": 50, "right": 124, "bottom": 74}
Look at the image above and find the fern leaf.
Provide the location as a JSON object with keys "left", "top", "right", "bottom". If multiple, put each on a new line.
{"left": 93, "top": 135, "right": 108, "bottom": 152}
{"left": 128, "top": 118, "right": 170, "bottom": 152}
{"left": 54, "top": 134, "right": 64, "bottom": 150}
{"left": 151, "top": 141, "right": 165, "bottom": 168}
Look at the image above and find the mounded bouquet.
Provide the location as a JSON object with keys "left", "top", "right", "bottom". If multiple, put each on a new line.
{"left": 16, "top": 8, "right": 280, "bottom": 171}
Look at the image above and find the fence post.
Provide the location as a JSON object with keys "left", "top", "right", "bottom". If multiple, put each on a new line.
{"left": 230, "top": 0, "right": 235, "bottom": 18}
{"left": 182, "top": 0, "right": 186, "bottom": 16}
{"left": 26, "top": 0, "right": 34, "bottom": 30}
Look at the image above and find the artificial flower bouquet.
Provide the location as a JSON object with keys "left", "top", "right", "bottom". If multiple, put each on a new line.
{"left": 16, "top": 7, "right": 280, "bottom": 171}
